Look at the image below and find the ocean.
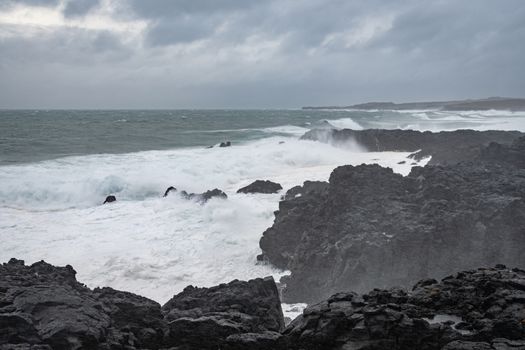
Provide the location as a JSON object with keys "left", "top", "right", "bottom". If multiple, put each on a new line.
{"left": 1, "top": 108, "right": 524, "bottom": 316}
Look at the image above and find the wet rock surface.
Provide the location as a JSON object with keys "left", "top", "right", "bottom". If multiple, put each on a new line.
{"left": 1, "top": 259, "right": 524, "bottom": 349}
{"left": 102, "top": 195, "right": 116, "bottom": 204}
{"left": 301, "top": 128, "right": 523, "bottom": 165}
{"left": 260, "top": 138, "right": 525, "bottom": 303}
{"left": 479, "top": 137, "right": 525, "bottom": 169}
{"left": 164, "top": 187, "right": 228, "bottom": 202}
{"left": 237, "top": 180, "right": 283, "bottom": 194}
{"left": 161, "top": 277, "right": 284, "bottom": 349}
{"left": 0, "top": 259, "right": 283, "bottom": 350}
{"left": 281, "top": 266, "right": 525, "bottom": 350}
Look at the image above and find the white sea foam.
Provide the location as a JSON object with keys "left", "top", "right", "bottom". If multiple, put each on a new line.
{"left": 262, "top": 125, "right": 310, "bottom": 135}
{"left": 0, "top": 136, "right": 426, "bottom": 309}
{"left": 327, "top": 109, "right": 525, "bottom": 132}
{"left": 324, "top": 118, "right": 363, "bottom": 130}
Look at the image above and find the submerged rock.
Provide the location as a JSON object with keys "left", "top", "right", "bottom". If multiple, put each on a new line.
{"left": 237, "top": 180, "right": 283, "bottom": 194}
{"left": 206, "top": 141, "right": 232, "bottom": 148}
{"left": 301, "top": 128, "right": 523, "bottom": 165}
{"left": 163, "top": 186, "right": 177, "bottom": 197}
{"left": 260, "top": 139, "right": 525, "bottom": 303}
{"left": 103, "top": 195, "right": 116, "bottom": 204}
{"left": 180, "top": 188, "right": 228, "bottom": 203}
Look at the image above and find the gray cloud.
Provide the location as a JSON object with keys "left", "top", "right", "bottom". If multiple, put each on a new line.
{"left": 63, "top": 0, "right": 101, "bottom": 18}
{"left": 0, "top": 0, "right": 524, "bottom": 108}
{"left": 0, "top": 0, "right": 59, "bottom": 7}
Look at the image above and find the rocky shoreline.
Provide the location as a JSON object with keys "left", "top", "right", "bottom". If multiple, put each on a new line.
{"left": 1, "top": 259, "right": 524, "bottom": 349}
{"left": 2, "top": 128, "right": 524, "bottom": 349}
{"left": 260, "top": 133, "right": 525, "bottom": 303}
{"left": 301, "top": 128, "right": 523, "bottom": 165}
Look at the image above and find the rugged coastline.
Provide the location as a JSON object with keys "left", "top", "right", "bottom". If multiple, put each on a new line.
{"left": 2, "top": 128, "right": 525, "bottom": 349}
{"left": 260, "top": 132, "right": 525, "bottom": 303}
{"left": 1, "top": 259, "right": 524, "bottom": 349}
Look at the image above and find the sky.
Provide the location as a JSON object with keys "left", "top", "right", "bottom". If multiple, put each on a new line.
{"left": 0, "top": 0, "right": 524, "bottom": 109}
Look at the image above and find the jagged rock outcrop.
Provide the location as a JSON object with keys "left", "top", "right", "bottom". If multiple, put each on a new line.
{"left": 0, "top": 258, "right": 164, "bottom": 349}
{"left": 161, "top": 277, "right": 284, "bottom": 349}
{"left": 2, "top": 259, "right": 524, "bottom": 349}
{"left": 280, "top": 265, "right": 525, "bottom": 350}
{"left": 260, "top": 139, "right": 525, "bottom": 303}
{"left": 0, "top": 259, "right": 283, "bottom": 350}
{"left": 301, "top": 129, "right": 523, "bottom": 165}
{"left": 237, "top": 180, "right": 283, "bottom": 194}
{"left": 165, "top": 187, "right": 228, "bottom": 202}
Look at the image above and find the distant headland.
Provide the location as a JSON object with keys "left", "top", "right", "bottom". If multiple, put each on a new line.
{"left": 302, "top": 97, "right": 525, "bottom": 111}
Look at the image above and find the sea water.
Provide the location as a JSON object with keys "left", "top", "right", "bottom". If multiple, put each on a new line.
{"left": 1, "top": 108, "right": 523, "bottom": 317}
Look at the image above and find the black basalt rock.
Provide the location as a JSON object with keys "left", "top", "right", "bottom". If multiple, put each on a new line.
{"left": 280, "top": 266, "right": 525, "bottom": 350}
{"left": 162, "top": 277, "right": 285, "bottom": 349}
{"left": 163, "top": 186, "right": 177, "bottom": 197}
{"left": 200, "top": 188, "right": 228, "bottom": 201}
{"left": 1, "top": 259, "right": 524, "bottom": 350}
{"left": 103, "top": 195, "right": 116, "bottom": 204}
{"left": 301, "top": 128, "right": 523, "bottom": 165}
{"left": 260, "top": 139, "right": 525, "bottom": 304}
{"left": 237, "top": 180, "right": 283, "bottom": 194}
{"left": 0, "top": 259, "right": 285, "bottom": 350}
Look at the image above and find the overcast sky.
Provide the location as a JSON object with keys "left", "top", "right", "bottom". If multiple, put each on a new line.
{"left": 0, "top": 0, "right": 524, "bottom": 108}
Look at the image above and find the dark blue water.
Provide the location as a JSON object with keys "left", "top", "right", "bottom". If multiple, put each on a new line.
{"left": 0, "top": 109, "right": 354, "bottom": 165}
{"left": 0, "top": 108, "right": 511, "bottom": 165}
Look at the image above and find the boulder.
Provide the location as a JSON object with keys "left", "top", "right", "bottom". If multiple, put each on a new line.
{"left": 237, "top": 180, "right": 283, "bottom": 194}
{"left": 161, "top": 277, "right": 285, "bottom": 349}
{"left": 103, "top": 195, "right": 116, "bottom": 204}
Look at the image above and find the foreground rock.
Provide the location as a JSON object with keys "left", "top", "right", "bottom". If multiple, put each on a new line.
{"left": 237, "top": 180, "right": 283, "bottom": 194}
{"left": 260, "top": 138, "right": 525, "bottom": 303}
{"left": 2, "top": 260, "right": 524, "bottom": 349}
{"left": 282, "top": 265, "right": 525, "bottom": 350}
{"left": 0, "top": 259, "right": 282, "bottom": 350}
{"left": 162, "top": 278, "right": 284, "bottom": 349}
{"left": 302, "top": 128, "right": 522, "bottom": 165}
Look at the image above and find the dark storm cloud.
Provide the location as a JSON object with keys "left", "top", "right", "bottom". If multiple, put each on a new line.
{"left": 0, "top": 0, "right": 524, "bottom": 108}
{"left": 63, "top": 0, "right": 101, "bottom": 18}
